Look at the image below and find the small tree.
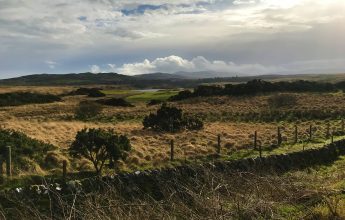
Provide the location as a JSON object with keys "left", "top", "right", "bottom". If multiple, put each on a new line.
{"left": 75, "top": 101, "right": 103, "bottom": 120}
{"left": 143, "top": 103, "right": 203, "bottom": 132}
{"left": 69, "top": 128, "right": 131, "bottom": 174}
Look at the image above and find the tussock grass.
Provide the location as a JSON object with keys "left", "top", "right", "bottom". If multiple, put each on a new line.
{"left": 2, "top": 157, "right": 345, "bottom": 219}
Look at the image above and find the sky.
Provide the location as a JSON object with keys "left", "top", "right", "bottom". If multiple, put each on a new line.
{"left": 0, "top": 0, "right": 345, "bottom": 79}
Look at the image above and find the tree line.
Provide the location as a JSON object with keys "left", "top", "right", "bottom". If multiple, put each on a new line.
{"left": 169, "top": 79, "right": 344, "bottom": 101}
{"left": 0, "top": 92, "right": 61, "bottom": 107}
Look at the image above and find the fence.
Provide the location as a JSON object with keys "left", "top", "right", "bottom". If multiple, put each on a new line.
{"left": 1, "top": 120, "right": 345, "bottom": 180}
{"left": 167, "top": 120, "right": 345, "bottom": 162}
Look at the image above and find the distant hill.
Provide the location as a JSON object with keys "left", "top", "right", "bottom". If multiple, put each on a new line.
{"left": 0, "top": 72, "right": 133, "bottom": 86}
{"left": 0, "top": 72, "right": 200, "bottom": 88}
{"left": 134, "top": 72, "right": 187, "bottom": 80}
{"left": 173, "top": 71, "right": 238, "bottom": 79}
{"left": 1, "top": 72, "right": 345, "bottom": 88}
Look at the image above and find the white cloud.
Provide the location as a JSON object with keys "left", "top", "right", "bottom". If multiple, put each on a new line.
{"left": 45, "top": 60, "right": 58, "bottom": 69}
{"left": 90, "top": 65, "right": 101, "bottom": 73}
{"left": 107, "top": 64, "right": 117, "bottom": 71}
{"left": 116, "top": 55, "right": 284, "bottom": 75}
{"left": 0, "top": 0, "right": 345, "bottom": 76}
{"left": 233, "top": 0, "right": 256, "bottom": 5}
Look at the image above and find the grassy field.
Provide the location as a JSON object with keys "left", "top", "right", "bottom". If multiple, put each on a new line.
{"left": 0, "top": 86, "right": 344, "bottom": 173}
{"left": 126, "top": 89, "right": 179, "bottom": 102}
{"left": 3, "top": 155, "right": 345, "bottom": 219}
{"left": 1, "top": 85, "right": 345, "bottom": 218}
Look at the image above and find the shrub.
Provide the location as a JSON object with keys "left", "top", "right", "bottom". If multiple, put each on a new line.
{"left": 183, "top": 115, "right": 204, "bottom": 130}
{"left": 0, "top": 92, "right": 61, "bottom": 107}
{"left": 96, "top": 98, "right": 134, "bottom": 107}
{"left": 168, "top": 79, "right": 338, "bottom": 101}
{"left": 0, "top": 129, "right": 56, "bottom": 172}
{"left": 69, "top": 128, "right": 131, "bottom": 174}
{"left": 75, "top": 101, "right": 103, "bottom": 120}
{"left": 147, "top": 99, "right": 163, "bottom": 106}
{"left": 267, "top": 94, "right": 297, "bottom": 109}
{"left": 87, "top": 89, "right": 105, "bottom": 97}
{"left": 168, "top": 90, "right": 193, "bottom": 101}
{"left": 66, "top": 87, "right": 103, "bottom": 96}
{"left": 143, "top": 104, "right": 203, "bottom": 132}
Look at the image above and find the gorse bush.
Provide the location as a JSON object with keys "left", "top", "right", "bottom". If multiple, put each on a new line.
{"left": 0, "top": 92, "right": 61, "bottom": 107}
{"left": 75, "top": 101, "right": 103, "bottom": 120}
{"left": 0, "top": 129, "right": 56, "bottom": 172}
{"left": 69, "top": 128, "right": 131, "bottom": 174}
{"left": 143, "top": 103, "right": 203, "bottom": 132}
{"left": 96, "top": 98, "right": 134, "bottom": 107}
{"left": 168, "top": 90, "right": 193, "bottom": 101}
{"left": 66, "top": 87, "right": 104, "bottom": 96}
{"left": 87, "top": 89, "right": 105, "bottom": 97}
{"left": 147, "top": 99, "right": 163, "bottom": 106}
{"left": 169, "top": 79, "right": 338, "bottom": 101}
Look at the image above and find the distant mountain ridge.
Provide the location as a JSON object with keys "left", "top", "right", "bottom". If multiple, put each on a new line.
{"left": 0, "top": 72, "right": 132, "bottom": 85}
{"left": 0, "top": 72, "right": 214, "bottom": 88}
{"left": 133, "top": 72, "right": 187, "bottom": 80}
{"left": 1, "top": 71, "right": 345, "bottom": 87}
{"left": 173, "top": 71, "right": 238, "bottom": 79}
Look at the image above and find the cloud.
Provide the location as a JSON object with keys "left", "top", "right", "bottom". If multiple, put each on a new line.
{"left": 116, "top": 55, "right": 284, "bottom": 75}
{"left": 108, "top": 64, "right": 117, "bottom": 71}
{"left": 45, "top": 60, "right": 58, "bottom": 69}
{"left": 233, "top": 0, "right": 257, "bottom": 5}
{"left": 0, "top": 0, "right": 345, "bottom": 77}
{"left": 90, "top": 65, "right": 101, "bottom": 73}
{"left": 121, "top": 4, "right": 167, "bottom": 16}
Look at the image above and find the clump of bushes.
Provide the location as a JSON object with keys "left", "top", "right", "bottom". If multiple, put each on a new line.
{"left": 0, "top": 92, "right": 61, "bottom": 107}
{"left": 267, "top": 94, "right": 297, "bottom": 109}
{"left": 66, "top": 88, "right": 105, "bottom": 97}
{"left": 0, "top": 129, "right": 56, "bottom": 172}
{"left": 87, "top": 89, "right": 105, "bottom": 97}
{"left": 168, "top": 90, "right": 193, "bottom": 101}
{"left": 69, "top": 128, "right": 131, "bottom": 174}
{"left": 143, "top": 104, "right": 203, "bottom": 132}
{"left": 147, "top": 99, "right": 163, "bottom": 106}
{"left": 169, "top": 79, "right": 337, "bottom": 101}
{"left": 96, "top": 98, "right": 134, "bottom": 107}
{"left": 75, "top": 101, "right": 103, "bottom": 120}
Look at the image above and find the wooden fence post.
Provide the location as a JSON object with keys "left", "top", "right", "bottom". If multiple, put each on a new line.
{"left": 331, "top": 132, "right": 334, "bottom": 144}
{"left": 62, "top": 160, "right": 67, "bottom": 181}
{"left": 254, "top": 131, "right": 257, "bottom": 150}
{"left": 170, "top": 140, "right": 174, "bottom": 161}
{"left": 6, "top": 146, "right": 11, "bottom": 177}
{"left": 259, "top": 144, "right": 262, "bottom": 159}
{"left": 326, "top": 123, "right": 330, "bottom": 139}
{"left": 217, "top": 134, "right": 221, "bottom": 155}
{"left": 0, "top": 156, "right": 3, "bottom": 176}
{"left": 294, "top": 125, "right": 298, "bottom": 144}
{"left": 277, "top": 127, "right": 282, "bottom": 146}
{"left": 309, "top": 124, "right": 312, "bottom": 142}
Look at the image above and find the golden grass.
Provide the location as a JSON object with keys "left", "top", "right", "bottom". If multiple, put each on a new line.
{"left": 0, "top": 86, "right": 75, "bottom": 95}
{"left": 1, "top": 87, "right": 345, "bottom": 172}
{"left": 2, "top": 92, "right": 345, "bottom": 124}
{"left": 2, "top": 119, "right": 341, "bottom": 171}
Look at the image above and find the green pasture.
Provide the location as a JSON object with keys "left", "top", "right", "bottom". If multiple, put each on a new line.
{"left": 101, "top": 89, "right": 179, "bottom": 102}
{"left": 126, "top": 90, "right": 179, "bottom": 102}
{"left": 101, "top": 89, "right": 138, "bottom": 96}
